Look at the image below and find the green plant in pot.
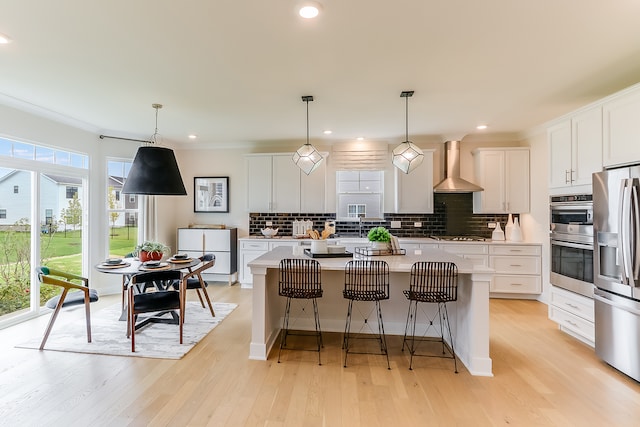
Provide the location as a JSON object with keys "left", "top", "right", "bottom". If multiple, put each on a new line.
{"left": 134, "top": 241, "right": 169, "bottom": 262}
{"left": 367, "top": 226, "right": 391, "bottom": 251}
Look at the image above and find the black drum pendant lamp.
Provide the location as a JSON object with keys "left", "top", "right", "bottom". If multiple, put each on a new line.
{"left": 392, "top": 91, "right": 424, "bottom": 174}
{"left": 122, "top": 104, "right": 187, "bottom": 195}
{"left": 292, "top": 95, "right": 323, "bottom": 175}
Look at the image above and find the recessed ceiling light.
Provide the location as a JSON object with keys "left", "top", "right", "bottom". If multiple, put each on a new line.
{"left": 357, "top": 137, "right": 364, "bottom": 141}
{"left": 188, "top": 134, "right": 197, "bottom": 139}
{"left": 299, "top": 1, "right": 322, "bottom": 19}
{"left": 323, "top": 130, "right": 332, "bottom": 135}
{"left": 476, "top": 124, "right": 488, "bottom": 130}
{"left": 0, "top": 32, "right": 12, "bottom": 44}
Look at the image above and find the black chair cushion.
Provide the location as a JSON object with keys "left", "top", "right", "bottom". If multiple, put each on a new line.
{"left": 133, "top": 291, "right": 180, "bottom": 312}
{"left": 45, "top": 288, "right": 99, "bottom": 309}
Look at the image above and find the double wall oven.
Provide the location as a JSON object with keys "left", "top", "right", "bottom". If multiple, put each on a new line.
{"left": 550, "top": 194, "right": 594, "bottom": 298}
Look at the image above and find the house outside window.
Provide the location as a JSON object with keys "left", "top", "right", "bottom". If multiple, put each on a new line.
{"left": 66, "top": 186, "right": 78, "bottom": 199}
{"left": 336, "top": 170, "right": 384, "bottom": 220}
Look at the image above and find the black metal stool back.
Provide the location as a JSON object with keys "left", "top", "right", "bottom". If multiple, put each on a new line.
{"left": 278, "top": 258, "right": 323, "bottom": 365}
{"left": 343, "top": 259, "right": 391, "bottom": 369}
{"left": 402, "top": 261, "right": 459, "bottom": 372}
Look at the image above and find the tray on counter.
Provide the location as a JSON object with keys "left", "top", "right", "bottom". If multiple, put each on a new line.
{"left": 353, "top": 247, "right": 406, "bottom": 257}
{"left": 303, "top": 249, "right": 353, "bottom": 258}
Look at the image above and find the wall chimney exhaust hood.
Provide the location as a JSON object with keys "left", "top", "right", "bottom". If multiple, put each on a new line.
{"left": 433, "top": 140, "right": 484, "bottom": 193}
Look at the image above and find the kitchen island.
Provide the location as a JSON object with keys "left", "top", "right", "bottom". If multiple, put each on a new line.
{"left": 248, "top": 246, "right": 495, "bottom": 376}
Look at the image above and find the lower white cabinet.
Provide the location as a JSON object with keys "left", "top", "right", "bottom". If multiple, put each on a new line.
{"left": 178, "top": 228, "right": 238, "bottom": 284}
{"left": 438, "top": 243, "right": 489, "bottom": 268}
{"left": 489, "top": 244, "right": 541, "bottom": 296}
{"left": 549, "top": 285, "right": 595, "bottom": 346}
{"left": 239, "top": 240, "right": 302, "bottom": 286}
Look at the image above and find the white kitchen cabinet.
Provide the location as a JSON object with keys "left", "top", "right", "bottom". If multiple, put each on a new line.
{"left": 246, "top": 153, "right": 326, "bottom": 212}
{"left": 472, "top": 148, "right": 529, "bottom": 214}
{"left": 549, "top": 285, "right": 594, "bottom": 346}
{"left": 239, "top": 239, "right": 304, "bottom": 286}
{"left": 177, "top": 228, "right": 238, "bottom": 285}
{"left": 394, "top": 149, "right": 435, "bottom": 214}
{"left": 438, "top": 243, "right": 489, "bottom": 268}
{"left": 239, "top": 240, "right": 269, "bottom": 286}
{"left": 489, "top": 244, "right": 541, "bottom": 296}
{"left": 602, "top": 88, "right": 640, "bottom": 167}
{"left": 548, "top": 107, "right": 602, "bottom": 192}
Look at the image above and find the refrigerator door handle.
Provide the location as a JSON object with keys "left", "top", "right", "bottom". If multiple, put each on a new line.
{"left": 619, "top": 180, "right": 630, "bottom": 284}
{"left": 632, "top": 183, "right": 640, "bottom": 286}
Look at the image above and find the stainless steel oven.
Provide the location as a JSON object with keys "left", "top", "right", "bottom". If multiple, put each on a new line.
{"left": 550, "top": 194, "right": 594, "bottom": 298}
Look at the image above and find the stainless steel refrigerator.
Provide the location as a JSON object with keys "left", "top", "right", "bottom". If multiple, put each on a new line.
{"left": 593, "top": 165, "right": 640, "bottom": 382}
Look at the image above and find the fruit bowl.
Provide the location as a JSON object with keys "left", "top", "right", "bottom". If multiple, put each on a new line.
{"left": 261, "top": 227, "right": 279, "bottom": 237}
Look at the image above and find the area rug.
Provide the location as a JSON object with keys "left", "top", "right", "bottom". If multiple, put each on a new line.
{"left": 16, "top": 301, "right": 237, "bottom": 359}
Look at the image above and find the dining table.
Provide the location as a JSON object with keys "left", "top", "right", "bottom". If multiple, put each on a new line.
{"left": 95, "top": 256, "right": 201, "bottom": 326}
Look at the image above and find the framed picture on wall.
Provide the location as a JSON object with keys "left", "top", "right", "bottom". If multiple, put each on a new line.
{"left": 194, "top": 176, "right": 229, "bottom": 213}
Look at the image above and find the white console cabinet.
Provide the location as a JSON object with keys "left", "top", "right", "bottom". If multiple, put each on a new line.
{"left": 177, "top": 228, "right": 238, "bottom": 285}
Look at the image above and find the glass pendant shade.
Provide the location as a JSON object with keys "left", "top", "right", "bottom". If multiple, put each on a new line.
{"left": 122, "top": 146, "right": 187, "bottom": 195}
{"left": 293, "top": 95, "right": 323, "bottom": 175}
{"left": 293, "top": 143, "right": 323, "bottom": 175}
{"left": 392, "top": 90, "right": 424, "bottom": 174}
{"left": 392, "top": 140, "right": 424, "bottom": 174}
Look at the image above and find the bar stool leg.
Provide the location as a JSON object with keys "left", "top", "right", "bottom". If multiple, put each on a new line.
{"left": 278, "top": 297, "right": 292, "bottom": 363}
{"left": 441, "top": 302, "right": 458, "bottom": 373}
{"left": 343, "top": 300, "right": 354, "bottom": 367}
{"left": 375, "top": 300, "right": 391, "bottom": 370}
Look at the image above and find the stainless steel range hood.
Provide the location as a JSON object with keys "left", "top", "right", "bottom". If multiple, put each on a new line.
{"left": 433, "top": 140, "right": 484, "bottom": 193}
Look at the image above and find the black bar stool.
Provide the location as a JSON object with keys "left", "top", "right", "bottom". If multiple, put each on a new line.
{"left": 402, "top": 261, "right": 458, "bottom": 372}
{"left": 343, "top": 259, "right": 390, "bottom": 369}
{"left": 277, "top": 258, "right": 323, "bottom": 365}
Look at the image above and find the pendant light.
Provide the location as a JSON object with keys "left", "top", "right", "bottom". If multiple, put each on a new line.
{"left": 122, "top": 104, "right": 187, "bottom": 195}
{"left": 392, "top": 90, "right": 424, "bottom": 174}
{"left": 292, "top": 95, "right": 323, "bottom": 175}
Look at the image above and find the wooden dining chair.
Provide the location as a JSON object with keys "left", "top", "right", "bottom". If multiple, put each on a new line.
{"left": 173, "top": 254, "right": 216, "bottom": 318}
{"left": 36, "top": 266, "right": 99, "bottom": 350}
{"left": 127, "top": 270, "right": 184, "bottom": 352}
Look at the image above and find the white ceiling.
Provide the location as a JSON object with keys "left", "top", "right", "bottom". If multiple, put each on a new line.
{"left": 2, "top": 0, "right": 640, "bottom": 147}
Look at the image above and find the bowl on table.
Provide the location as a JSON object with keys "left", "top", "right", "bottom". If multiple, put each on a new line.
{"left": 105, "top": 258, "right": 123, "bottom": 265}
{"left": 143, "top": 260, "right": 161, "bottom": 267}
{"left": 172, "top": 253, "right": 189, "bottom": 260}
{"left": 261, "top": 228, "right": 279, "bottom": 237}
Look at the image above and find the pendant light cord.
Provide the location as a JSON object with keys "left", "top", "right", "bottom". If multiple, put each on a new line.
{"left": 405, "top": 95, "right": 409, "bottom": 142}
{"left": 151, "top": 103, "right": 162, "bottom": 144}
{"left": 306, "top": 98, "right": 310, "bottom": 146}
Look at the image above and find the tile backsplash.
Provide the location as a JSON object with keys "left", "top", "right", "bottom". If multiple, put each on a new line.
{"left": 249, "top": 193, "right": 511, "bottom": 238}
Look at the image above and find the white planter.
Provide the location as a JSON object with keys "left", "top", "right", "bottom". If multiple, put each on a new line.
{"left": 370, "top": 241, "right": 390, "bottom": 251}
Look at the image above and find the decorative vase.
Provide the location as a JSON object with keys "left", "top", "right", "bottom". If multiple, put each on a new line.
{"left": 491, "top": 222, "right": 505, "bottom": 241}
{"left": 511, "top": 217, "right": 523, "bottom": 242}
{"left": 140, "top": 250, "right": 163, "bottom": 262}
{"left": 505, "top": 213, "right": 514, "bottom": 241}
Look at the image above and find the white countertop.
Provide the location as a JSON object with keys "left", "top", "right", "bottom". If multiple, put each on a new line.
{"left": 239, "top": 236, "right": 540, "bottom": 246}
{"left": 247, "top": 245, "right": 480, "bottom": 274}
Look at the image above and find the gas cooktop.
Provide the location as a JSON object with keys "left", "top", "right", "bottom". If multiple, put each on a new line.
{"left": 430, "top": 235, "right": 487, "bottom": 241}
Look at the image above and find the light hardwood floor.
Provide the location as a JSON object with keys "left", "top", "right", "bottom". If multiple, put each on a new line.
{"left": 1, "top": 284, "right": 639, "bottom": 426}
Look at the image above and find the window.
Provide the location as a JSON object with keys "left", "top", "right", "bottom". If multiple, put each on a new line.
{"left": 0, "top": 136, "right": 88, "bottom": 169}
{"left": 347, "top": 204, "right": 367, "bottom": 218}
{"left": 13, "top": 185, "right": 18, "bottom": 194}
{"left": 336, "top": 170, "right": 384, "bottom": 220}
{"left": 66, "top": 186, "right": 78, "bottom": 199}
{"left": 107, "top": 160, "right": 139, "bottom": 257}
{"left": 0, "top": 209, "right": 6, "bottom": 219}
{"left": 45, "top": 209, "right": 53, "bottom": 224}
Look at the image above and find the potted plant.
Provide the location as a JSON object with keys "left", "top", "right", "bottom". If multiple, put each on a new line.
{"left": 367, "top": 226, "right": 391, "bottom": 251}
{"left": 134, "top": 241, "right": 169, "bottom": 262}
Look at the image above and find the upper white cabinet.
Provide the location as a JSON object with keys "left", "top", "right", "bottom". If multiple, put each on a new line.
{"left": 548, "top": 106, "right": 602, "bottom": 192}
{"left": 246, "top": 153, "right": 326, "bottom": 212}
{"left": 472, "top": 148, "right": 530, "bottom": 214}
{"left": 394, "top": 149, "right": 434, "bottom": 213}
{"left": 603, "top": 88, "right": 640, "bottom": 167}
